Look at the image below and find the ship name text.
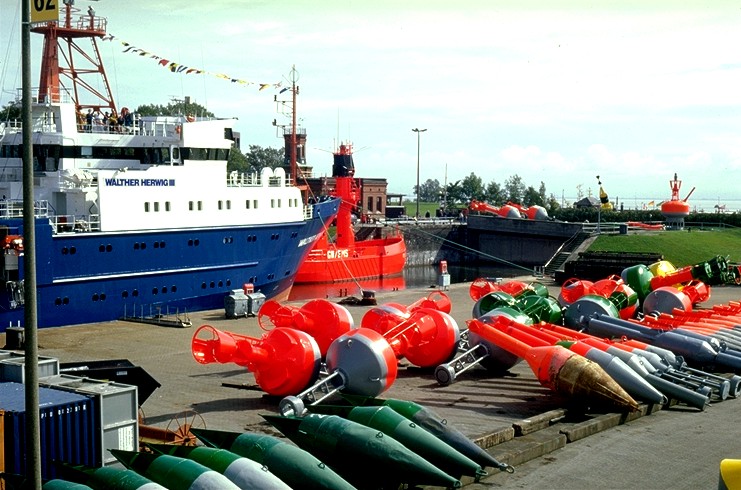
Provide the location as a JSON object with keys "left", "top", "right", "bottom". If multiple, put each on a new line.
{"left": 104, "top": 178, "right": 176, "bottom": 187}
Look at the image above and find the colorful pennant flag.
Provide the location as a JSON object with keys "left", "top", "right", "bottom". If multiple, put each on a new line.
{"left": 103, "top": 34, "right": 281, "bottom": 91}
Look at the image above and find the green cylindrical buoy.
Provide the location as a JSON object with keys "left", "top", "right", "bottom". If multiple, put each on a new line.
{"left": 191, "top": 428, "right": 355, "bottom": 490}
{"left": 263, "top": 413, "right": 462, "bottom": 489}
{"left": 622, "top": 264, "right": 654, "bottom": 302}
{"left": 146, "top": 443, "right": 290, "bottom": 489}
{"left": 42, "top": 481, "right": 93, "bottom": 490}
{"left": 110, "top": 450, "right": 240, "bottom": 490}
{"left": 310, "top": 404, "right": 485, "bottom": 479}
{"left": 343, "top": 394, "right": 513, "bottom": 472}
{"left": 57, "top": 462, "right": 167, "bottom": 490}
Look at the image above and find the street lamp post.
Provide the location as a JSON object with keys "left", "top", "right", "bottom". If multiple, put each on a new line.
{"left": 412, "top": 128, "right": 427, "bottom": 218}
{"left": 596, "top": 175, "right": 602, "bottom": 234}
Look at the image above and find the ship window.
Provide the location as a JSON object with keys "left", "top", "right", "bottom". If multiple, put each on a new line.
{"left": 271, "top": 199, "right": 275, "bottom": 208}
{"left": 154, "top": 202, "right": 160, "bottom": 212}
{"left": 144, "top": 202, "right": 150, "bottom": 212}
{"left": 189, "top": 201, "right": 194, "bottom": 211}
{"left": 165, "top": 201, "right": 171, "bottom": 211}
{"left": 190, "top": 148, "right": 207, "bottom": 160}
{"left": 253, "top": 200, "right": 258, "bottom": 209}
{"left": 198, "top": 201, "right": 203, "bottom": 211}
{"left": 81, "top": 146, "right": 93, "bottom": 157}
{"left": 277, "top": 199, "right": 281, "bottom": 208}
{"left": 245, "top": 200, "right": 250, "bottom": 209}
{"left": 218, "top": 200, "right": 223, "bottom": 210}
{"left": 226, "top": 200, "right": 231, "bottom": 210}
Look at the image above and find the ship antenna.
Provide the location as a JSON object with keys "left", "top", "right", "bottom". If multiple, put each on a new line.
{"left": 289, "top": 65, "right": 299, "bottom": 185}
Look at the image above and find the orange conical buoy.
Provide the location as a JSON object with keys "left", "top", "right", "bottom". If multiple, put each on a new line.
{"left": 466, "top": 318, "right": 639, "bottom": 411}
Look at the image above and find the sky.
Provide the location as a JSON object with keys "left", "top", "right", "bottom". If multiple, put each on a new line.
{"left": 2, "top": 0, "right": 741, "bottom": 210}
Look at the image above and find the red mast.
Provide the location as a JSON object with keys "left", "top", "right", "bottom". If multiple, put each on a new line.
{"left": 333, "top": 143, "right": 357, "bottom": 249}
{"left": 31, "top": 2, "right": 115, "bottom": 113}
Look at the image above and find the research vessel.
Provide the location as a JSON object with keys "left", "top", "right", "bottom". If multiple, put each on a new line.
{"left": 0, "top": 5, "right": 338, "bottom": 330}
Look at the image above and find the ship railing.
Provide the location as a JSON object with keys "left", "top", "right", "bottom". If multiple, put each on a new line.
{"left": 1, "top": 112, "right": 62, "bottom": 134}
{"left": 227, "top": 171, "right": 261, "bottom": 187}
{"left": 50, "top": 214, "right": 100, "bottom": 234}
{"left": 139, "top": 119, "right": 180, "bottom": 138}
{"left": 0, "top": 199, "right": 50, "bottom": 218}
{"left": 71, "top": 13, "right": 107, "bottom": 33}
{"left": 78, "top": 116, "right": 142, "bottom": 135}
{"left": 13, "top": 87, "right": 75, "bottom": 106}
{"left": 303, "top": 203, "right": 313, "bottom": 220}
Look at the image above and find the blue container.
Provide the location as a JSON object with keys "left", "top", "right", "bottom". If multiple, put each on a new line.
{"left": 0, "top": 382, "right": 98, "bottom": 480}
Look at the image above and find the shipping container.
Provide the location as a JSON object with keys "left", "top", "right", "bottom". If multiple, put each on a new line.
{"left": 0, "top": 350, "right": 60, "bottom": 382}
{"left": 39, "top": 375, "right": 139, "bottom": 465}
{"left": 0, "top": 382, "right": 98, "bottom": 480}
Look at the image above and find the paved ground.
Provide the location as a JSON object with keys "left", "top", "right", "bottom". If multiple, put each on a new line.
{"left": 4, "top": 277, "right": 741, "bottom": 488}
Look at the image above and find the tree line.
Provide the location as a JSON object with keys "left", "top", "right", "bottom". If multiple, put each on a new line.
{"left": 4, "top": 99, "right": 740, "bottom": 224}
{"left": 415, "top": 174, "right": 560, "bottom": 214}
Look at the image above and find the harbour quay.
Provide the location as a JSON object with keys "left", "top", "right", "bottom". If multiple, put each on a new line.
{"left": 3, "top": 277, "right": 741, "bottom": 488}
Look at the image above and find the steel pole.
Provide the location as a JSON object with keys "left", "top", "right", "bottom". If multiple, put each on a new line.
{"left": 22, "top": 0, "right": 41, "bottom": 486}
{"left": 412, "top": 128, "right": 426, "bottom": 218}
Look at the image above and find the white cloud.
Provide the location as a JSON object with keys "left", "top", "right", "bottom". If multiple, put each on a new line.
{"left": 4, "top": 1, "right": 741, "bottom": 207}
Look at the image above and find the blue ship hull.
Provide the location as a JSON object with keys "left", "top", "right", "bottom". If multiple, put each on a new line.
{"left": 0, "top": 198, "right": 338, "bottom": 332}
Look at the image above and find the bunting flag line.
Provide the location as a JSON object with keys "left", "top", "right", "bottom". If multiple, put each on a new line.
{"left": 102, "top": 34, "right": 283, "bottom": 91}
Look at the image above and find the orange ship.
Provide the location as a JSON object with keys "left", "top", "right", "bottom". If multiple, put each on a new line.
{"left": 294, "top": 143, "right": 406, "bottom": 283}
